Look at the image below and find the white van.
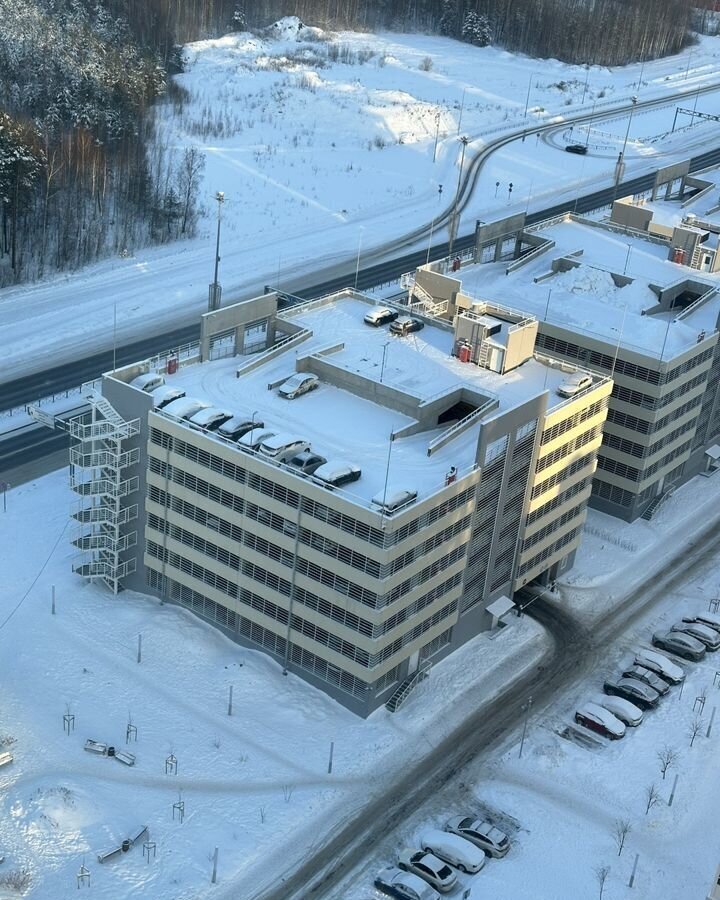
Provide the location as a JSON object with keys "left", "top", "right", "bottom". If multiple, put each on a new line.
{"left": 259, "top": 433, "right": 310, "bottom": 463}
{"left": 131, "top": 372, "right": 165, "bottom": 393}
{"left": 162, "top": 397, "right": 211, "bottom": 420}
{"left": 371, "top": 488, "right": 418, "bottom": 514}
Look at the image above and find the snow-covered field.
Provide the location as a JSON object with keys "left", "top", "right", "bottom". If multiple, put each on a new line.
{"left": 3, "top": 453, "right": 720, "bottom": 897}
{"left": 3, "top": 23, "right": 720, "bottom": 387}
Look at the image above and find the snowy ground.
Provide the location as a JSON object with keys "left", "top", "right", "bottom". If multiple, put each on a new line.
{"left": 3, "top": 24, "right": 720, "bottom": 387}
{"left": 0, "top": 467, "right": 546, "bottom": 900}
{"left": 3, "top": 453, "right": 720, "bottom": 897}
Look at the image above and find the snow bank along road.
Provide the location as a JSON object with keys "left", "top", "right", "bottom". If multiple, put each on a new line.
{"left": 2, "top": 80, "right": 720, "bottom": 418}
{"left": 243, "top": 513, "right": 720, "bottom": 900}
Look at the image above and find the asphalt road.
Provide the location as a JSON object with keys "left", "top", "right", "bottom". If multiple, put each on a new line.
{"left": 247, "top": 514, "right": 720, "bottom": 900}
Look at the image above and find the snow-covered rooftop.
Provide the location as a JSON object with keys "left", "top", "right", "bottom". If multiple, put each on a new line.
{"left": 459, "top": 218, "right": 720, "bottom": 359}
{"left": 152, "top": 295, "right": 583, "bottom": 508}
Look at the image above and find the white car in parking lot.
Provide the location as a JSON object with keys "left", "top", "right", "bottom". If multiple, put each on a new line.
{"left": 634, "top": 649, "right": 685, "bottom": 684}
{"left": 419, "top": 829, "right": 486, "bottom": 874}
{"left": 374, "top": 865, "right": 440, "bottom": 900}
{"left": 444, "top": 816, "right": 510, "bottom": 857}
{"left": 397, "top": 849, "right": 457, "bottom": 893}
{"left": 597, "top": 695, "right": 644, "bottom": 727}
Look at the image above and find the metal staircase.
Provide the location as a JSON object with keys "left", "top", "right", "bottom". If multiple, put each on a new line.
{"left": 475, "top": 342, "right": 491, "bottom": 368}
{"left": 385, "top": 660, "right": 432, "bottom": 712}
{"left": 70, "top": 391, "right": 141, "bottom": 594}
{"left": 400, "top": 273, "right": 449, "bottom": 316}
{"left": 640, "top": 486, "right": 676, "bottom": 521}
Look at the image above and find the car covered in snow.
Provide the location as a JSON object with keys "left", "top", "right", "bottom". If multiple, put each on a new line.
{"left": 620, "top": 665, "right": 670, "bottom": 696}
{"left": 556, "top": 371, "right": 593, "bottom": 398}
{"left": 288, "top": 450, "right": 327, "bottom": 476}
{"left": 633, "top": 649, "right": 685, "bottom": 684}
{"left": 374, "top": 866, "right": 440, "bottom": 900}
{"left": 419, "top": 829, "right": 486, "bottom": 873}
{"left": 652, "top": 631, "right": 705, "bottom": 662}
{"left": 372, "top": 488, "right": 418, "bottom": 514}
{"left": 188, "top": 406, "right": 233, "bottom": 431}
{"left": 130, "top": 372, "right": 164, "bottom": 392}
{"left": 150, "top": 385, "right": 186, "bottom": 408}
{"left": 444, "top": 815, "right": 510, "bottom": 858}
{"left": 218, "top": 416, "right": 263, "bottom": 440}
{"left": 258, "top": 433, "right": 310, "bottom": 462}
{"left": 162, "top": 397, "right": 211, "bottom": 421}
{"left": 603, "top": 677, "right": 660, "bottom": 710}
{"left": 397, "top": 850, "right": 456, "bottom": 893}
{"left": 682, "top": 613, "right": 720, "bottom": 635}
{"left": 237, "top": 428, "right": 276, "bottom": 451}
{"left": 277, "top": 372, "right": 319, "bottom": 399}
{"left": 312, "top": 461, "right": 362, "bottom": 488}
{"left": 574, "top": 702, "right": 626, "bottom": 740}
{"left": 363, "top": 306, "right": 399, "bottom": 327}
{"left": 597, "top": 695, "right": 644, "bottom": 727}
{"left": 390, "top": 316, "right": 425, "bottom": 336}
{"left": 671, "top": 620, "right": 720, "bottom": 651}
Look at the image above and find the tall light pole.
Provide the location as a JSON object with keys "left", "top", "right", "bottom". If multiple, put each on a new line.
{"left": 523, "top": 72, "right": 536, "bottom": 119}
{"left": 209, "top": 191, "right": 224, "bottom": 311}
{"left": 457, "top": 88, "right": 466, "bottom": 135}
{"left": 448, "top": 136, "right": 470, "bottom": 258}
{"left": 432, "top": 110, "right": 441, "bottom": 163}
{"left": 354, "top": 226, "right": 365, "bottom": 289}
{"left": 615, "top": 95, "right": 638, "bottom": 186}
{"left": 581, "top": 64, "right": 590, "bottom": 104}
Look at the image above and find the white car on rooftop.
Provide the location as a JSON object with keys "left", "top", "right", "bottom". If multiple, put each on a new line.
{"left": 372, "top": 488, "right": 418, "bottom": 514}
{"left": 277, "top": 372, "right": 319, "bottom": 399}
{"left": 258, "top": 433, "right": 310, "bottom": 462}
{"left": 237, "top": 428, "right": 276, "bottom": 450}
{"left": 162, "top": 397, "right": 210, "bottom": 420}
{"left": 556, "top": 371, "right": 593, "bottom": 398}
{"left": 444, "top": 815, "right": 510, "bottom": 857}
{"left": 419, "top": 829, "right": 486, "bottom": 873}
{"left": 374, "top": 866, "right": 440, "bottom": 900}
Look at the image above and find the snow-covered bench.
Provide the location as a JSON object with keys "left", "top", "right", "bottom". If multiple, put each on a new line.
{"left": 84, "top": 739, "right": 108, "bottom": 755}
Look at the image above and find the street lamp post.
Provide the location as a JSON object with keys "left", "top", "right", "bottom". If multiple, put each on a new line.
{"left": 523, "top": 72, "right": 535, "bottom": 119}
{"left": 354, "top": 226, "right": 364, "bottom": 289}
{"left": 209, "top": 191, "right": 225, "bottom": 311}
{"left": 432, "top": 110, "right": 441, "bottom": 163}
{"left": 518, "top": 696, "right": 533, "bottom": 758}
{"left": 615, "top": 95, "right": 638, "bottom": 186}
{"left": 448, "top": 136, "right": 470, "bottom": 258}
{"left": 581, "top": 64, "right": 590, "bottom": 104}
{"left": 380, "top": 341, "right": 391, "bottom": 383}
{"left": 457, "top": 88, "right": 466, "bottom": 135}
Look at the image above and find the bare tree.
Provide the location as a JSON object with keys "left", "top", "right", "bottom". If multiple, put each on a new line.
{"left": 656, "top": 745, "right": 680, "bottom": 780}
{"left": 612, "top": 818, "right": 632, "bottom": 856}
{"left": 644, "top": 783, "right": 661, "bottom": 815}
{"left": 594, "top": 865, "right": 610, "bottom": 899}
{"left": 689, "top": 716, "right": 704, "bottom": 747}
{"left": 177, "top": 147, "right": 206, "bottom": 235}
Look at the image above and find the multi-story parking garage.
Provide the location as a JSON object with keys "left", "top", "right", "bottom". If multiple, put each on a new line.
{"left": 65, "top": 288, "right": 610, "bottom": 715}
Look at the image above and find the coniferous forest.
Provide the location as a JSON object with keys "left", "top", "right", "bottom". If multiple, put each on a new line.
{"left": 0, "top": 0, "right": 695, "bottom": 286}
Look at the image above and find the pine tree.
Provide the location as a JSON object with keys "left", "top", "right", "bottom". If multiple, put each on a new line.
{"left": 231, "top": 5, "right": 247, "bottom": 31}
{"left": 462, "top": 11, "right": 492, "bottom": 47}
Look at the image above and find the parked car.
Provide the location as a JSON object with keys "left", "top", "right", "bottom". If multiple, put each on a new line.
{"left": 671, "top": 621, "right": 720, "bottom": 651}
{"left": 652, "top": 631, "right": 705, "bottom": 662}
{"left": 556, "top": 371, "right": 593, "bottom": 397}
{"left": 620, "top": 665, "right": 670, "bottom": 696}
{"left": 444, "top": 816, "right": 510, "bottom": 858}
{"left": 603, "top": 678, "right": 660, "bottom": 710}
{"left": 277, "top": 372, "right": 319, "bottom": 399}
{"left": 217, "top": 416, "right": 262, "bottom": 440}
{"left": 288, "top": 450, "right": 327, "bottom": 476}
{"left": 390, "top": 316, "right": 425, "bottom": 336}
{"left": 259, "top": 434, "right": 310, "bottom": 463}
{"left": 237, "top": 428, "right": 276, "bottom": 451}
{"left": 150, "top": 385, "right": 186, "bottom": 409}
{"left": 162, "top": 397, "right": 211, "bottom": 420}
{"left": 597, "top": 696, "right": 643, "bottom": 727}
{"left": 565, "top": 144, "right": 588, "bottom": 155}
{"left": 420, "top": 829, "right": 486, "bottom": 873}
{"left": 188, "top": 407, "right": 233, "bottom": 431}
{"left": 372, "top": 488, "right": 418, "bottom": 514}
{"left": 634, "top": 649, "right": 685, "bottom": 685}
{"left": 374, "top": 866, "right": 440, "bottom": 900}
{"left": 397, "top": 850, "right": 457, "bottom": 894}
{"left": 682, "top": 613, "right": 720, "bottom": 635}
{"left": 364, "top": 306, "right": 399, "bottom": 327}
{"left": 130, "top": 372, "right": 164, "bottom": 392}
{"left": 574, "top": 703, "right": 626, "bottom": 740}
{"left": 313, "top": 461, "right": 362, "bottom": 488}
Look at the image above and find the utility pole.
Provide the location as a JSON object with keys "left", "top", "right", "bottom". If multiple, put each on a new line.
{"left": 448, "top": 136, "right": 470, "bottom": 258}
{"left": 432, "top": 110, "right": 441, "bottom": 163}
{"left": 208, "top": 191, "right": 224, "bottom": 311}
